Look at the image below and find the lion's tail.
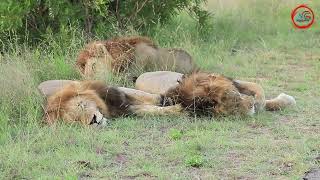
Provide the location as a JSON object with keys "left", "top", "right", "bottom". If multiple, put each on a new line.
{"left": 265, "top": 93, "right": 296, "bottom": 111}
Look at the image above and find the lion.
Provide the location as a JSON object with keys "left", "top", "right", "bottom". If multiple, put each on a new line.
{"left": 135, "top": 71, "right": 296, "bottom": 116}
{"left": 76, "top": 36, "right": 196, "bottom": 79}
{"left": 163, "top": 72, "right": 256, "bottom": 116}
{"left": 133, "top": 43, "right": 196, "bottom": 74}
{"left": 41, "top": 80, "right": 183, "bottom": 126}
{"left": 39, "top": 70, "right": 296, "bottom": 125}
{"left": 76, "top": 36, "right": 155, "bottom": 78}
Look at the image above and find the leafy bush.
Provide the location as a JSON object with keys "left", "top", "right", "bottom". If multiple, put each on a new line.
{"left": 0, "top": 0, "right": 209, "bottom": 44}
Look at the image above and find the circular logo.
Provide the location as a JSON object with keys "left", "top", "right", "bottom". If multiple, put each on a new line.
{"left": 291, "top": 4, "right": 315, "bottom": 29}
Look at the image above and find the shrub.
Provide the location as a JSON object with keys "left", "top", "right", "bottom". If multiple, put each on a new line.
{"left": 0, "top": 0, "right": 209, "bottom": 44}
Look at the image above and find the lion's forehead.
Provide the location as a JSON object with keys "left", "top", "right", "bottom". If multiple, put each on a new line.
{"left": 66, "top": 96, "right": 99, "bottom": 111}
{"left": 62, "top": 96, "right": 102, "bottom": 122}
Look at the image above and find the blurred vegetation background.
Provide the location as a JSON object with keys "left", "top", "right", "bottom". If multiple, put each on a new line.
{"left": 0, "top": 0, "right": 210, "bottom": 45}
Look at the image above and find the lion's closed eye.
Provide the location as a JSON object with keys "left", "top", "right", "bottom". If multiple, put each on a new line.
{"left": 92, "top": 62, "right": 96, "bottom": 71}
{"left": 77, "top": 101, "right": 87, "bottom": 110}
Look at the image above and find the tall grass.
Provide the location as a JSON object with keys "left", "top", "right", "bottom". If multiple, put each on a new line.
{"left": 0, "top": 0, "right": 319, "bottom": 178}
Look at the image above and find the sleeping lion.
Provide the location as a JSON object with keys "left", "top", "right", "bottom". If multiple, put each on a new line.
{"left": 40, "top": 80, "right": 182, "bottom": 125}
{"left": 39, "top": 71, "right": 296, "bottom": 125}
{"left": 135, "top": 71, "right": 296, "bottom": 116}
{"left": 76, "top": 36, "right": 196, "bottom": 79}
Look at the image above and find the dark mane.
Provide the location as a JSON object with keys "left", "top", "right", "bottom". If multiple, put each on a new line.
{"left": 162, "top": 72, "right": 251, "bottom": 116}
{"left": 83, "top": 81, "right": 133, "bottom": 117}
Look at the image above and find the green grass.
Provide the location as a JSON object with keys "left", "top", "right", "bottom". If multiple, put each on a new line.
{"left": 1, "top": 0, "right": 320, "bottom": 179}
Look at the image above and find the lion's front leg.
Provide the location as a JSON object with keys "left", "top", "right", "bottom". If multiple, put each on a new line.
{"left": 129, "top": 104, "right": 184, "bottom": 116}
{"left": 118, "top": 87, "right": 162, "bottom": 105}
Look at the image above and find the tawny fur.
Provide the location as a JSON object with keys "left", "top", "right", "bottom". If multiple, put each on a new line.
{"left": 164, "top": 72, "right": 255, "bottom": 116}
{"left": 44, "top": 81, "right": 131, "bottom": 125}
{"left": 76, "top": 36, "right": 196, "bottom": 79}
{"left": 265, "top": 93, "right": 296, "bottom": 111}
{"left": 163, "top": 72, "right": 296, "bottom": 116}
{"left": 76, "top": 36, "right": 156, "bottom": 78}
{"left": 135, "top": 71, "right": 184, "bottom": 94}
{"left": 133, "top": 43, "right": 197, "bottom": 74}
{"left": 43, "top": 80, "right": 183, "bottom": 125}
{"left": 41, "top": 72, "right": 296, "bottom": 125}
{"left": 232, "top": 80, "right": 296, "bottom": 111}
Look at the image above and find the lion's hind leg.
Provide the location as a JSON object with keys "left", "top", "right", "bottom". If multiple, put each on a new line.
{"left": 234, "top": 80, "right": 296, "bottom": 111}
{"left": 265, "top": 93, "right": 296, "bottom": 111}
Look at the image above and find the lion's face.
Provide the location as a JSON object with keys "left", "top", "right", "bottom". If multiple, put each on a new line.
{"left": 205, "top": 74, "right": 256, "bottom": 116}
{"left": 238, "top": 94, "right": 255, "bottom": 116}
{"left": 63, "top": 96, "right": 108, "bottom": 126}
{"left": 165, "top": 72, "right": 257, "bottom": 116}
{"left": 83, "top": 57, "right": 112, "bottom": 80}
{"left": 214, "top": 91, "right": 255, "bottom": 116}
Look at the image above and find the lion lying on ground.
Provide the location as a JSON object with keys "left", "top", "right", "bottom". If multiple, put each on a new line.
{"left": 40, "top": 80, "right": 182, "bottom": 125}
{"left": 76, "top": 36, "right": 196, "bottom": 79}
{"left": 135, "top": 71, "right": 296, "bottom": 116}
{"left": 39, "top": 71, "right": 296, "bottom": 125}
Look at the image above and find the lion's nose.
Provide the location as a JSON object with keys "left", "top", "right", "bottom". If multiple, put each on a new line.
{"left": 89, "top": 114, "right": 98, "bottom": 125}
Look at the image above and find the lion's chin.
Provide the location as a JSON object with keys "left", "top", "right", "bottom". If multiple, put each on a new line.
{"left": 247, "top": 106, "right": 255, "bottom": 116}
{"left": 90, "top": 117, "right": 109, "bottom": 127}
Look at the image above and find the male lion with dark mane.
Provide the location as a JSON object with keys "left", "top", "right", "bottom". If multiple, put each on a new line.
{"left": 135, "top": 71, "right": 296, "bottom": 116}
{"left": 39, "top": 70, "right": 296, "bottom": 126}
{"left": 76, "top": 36, "right": 196, "bottom": 79}
{"left": 40, "top": 80, "right": 183, "bottom": 126}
